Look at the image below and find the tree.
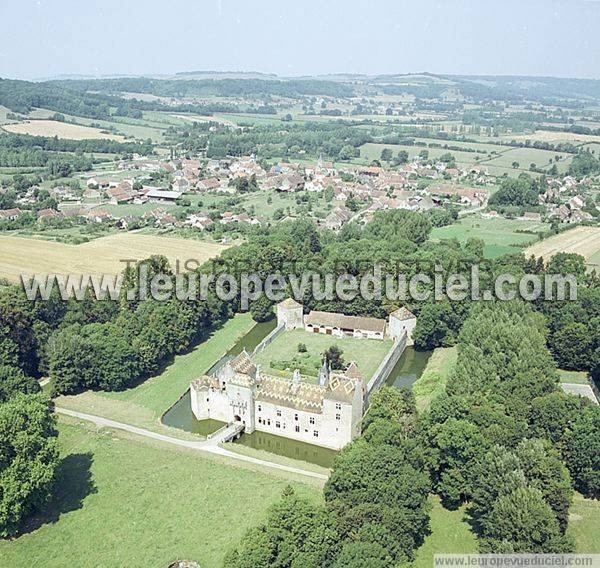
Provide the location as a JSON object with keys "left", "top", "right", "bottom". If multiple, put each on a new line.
{"left": 395, "top": 150, "right": 409, "bottom": 165}
{"left": 562, "top": 405, "right": 600, "bottom": 499}
{"left": 480, "top": 487, "right": 574, "bottom": 553}
{"left": 323, "top": 345, "right": 344, "bottom": 370}
{"left": 380, "top": 148, "right": 393, "bottom": 162}
{"left": 249, "top": 296, "right": 274, "bottom": 323}
{"left": 550, "top": 323, "right": 592, "bottom": 370}
{"left": 0, "top": 365, "right": 39, "bottom": 403}
{"left": 324, "top": 441, "right": 430, "bottom": 562}
{"left": 0, "top": 393, "right": 59, "bottom": 537}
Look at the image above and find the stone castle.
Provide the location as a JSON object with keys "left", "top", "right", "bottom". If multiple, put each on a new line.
{"left": 190, "top": 299, "right": 417, "bottom": 450}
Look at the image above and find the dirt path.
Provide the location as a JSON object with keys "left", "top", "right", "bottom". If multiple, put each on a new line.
{"left": 56, "top": 407, "right": 329, "bottom": 481}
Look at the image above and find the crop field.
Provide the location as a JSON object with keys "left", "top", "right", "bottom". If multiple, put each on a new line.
{"left": 0, "top": 232, "right": 228, "bottom": 281}
{"left": 430, "top": 215, "right": 550, "bottom": 258}
{"left": 253, "top": 328, "right": 393, "bottom": 381}
{"left": 1, "top": 120, "right": 126, "bottom": 140}
{"left": 505, "top": 130, "right": 600, "bottom": 144}
{"left": 524, "top": 226, "right": 600, "bottom": 269}
{"left": 360, "top": 142, "right": 483, "bottom": 167}
{"left": 480, "top": 146, "right": 573, "bottom": 174}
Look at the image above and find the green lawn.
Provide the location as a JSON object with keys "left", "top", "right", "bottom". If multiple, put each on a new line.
{"left": 568, "top": 494, "right": 600, "bottom": 552}
{"left": 56, "top": 314, "right": 256, "bottom": 433}
{"left": 253, "top": 328, "right": 393, "bottom": 381}
{"left": 412, "top": 347, "right": 458, "bottom": 412}
{"left": 0, "top": 420, "right": 320, "bottom": 568}
{"left": 411, "top": 491, "right": 599, "bottom": 566}
{"left": 413, "top": 496, "right": 477, "bottom": 567}
{"left": 558, "top": 369, "right": 590, "bottom": 385}
{"left": 430, "top": 216, "right": 549, "bottom": 258}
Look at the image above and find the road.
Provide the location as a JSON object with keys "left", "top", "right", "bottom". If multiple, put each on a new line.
{"left": 56, "top": 408, "right": 329, "bottom": 482}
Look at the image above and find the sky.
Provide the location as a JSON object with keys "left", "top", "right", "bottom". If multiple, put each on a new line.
{"left": 1, "top": 0, "right": 599, "bottom": 80}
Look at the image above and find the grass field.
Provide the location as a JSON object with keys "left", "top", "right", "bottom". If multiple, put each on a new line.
{"left": 1, "top": 120, "right": 126, "bottom": 140}
{"left": 524, "top": 226, "right": 600, "bottom": 269}
{"left": 568, "top": 493, "right": 600, "bottom": 552}
{"left": 253, "top": 328, "right": 393, "bottom": 381}
{"left": 0, "top": 232, "right": 228, "bottom": 281}
{"left": 412, "top": 347, "right": 458, "bottom": 412}
{"left": 359, "top": 141, "right": 572, "bottom": 175}
{"left": 558, "top": 369, "right": 590, "bottom": 385}
{"left": 413, "top": 497, "right": 477, "bottom": 567}
{"left": 0, "top": 419, "right": 320, "bottom": 568}
{"left": 430, "top": 215, "right": 549, "bottom": 258}
{"left": 56, "top": 314, "right": 256, "bottom": 433}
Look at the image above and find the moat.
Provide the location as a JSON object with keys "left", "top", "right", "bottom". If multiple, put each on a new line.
{"left": 161, "top": 320, "right": 431, "bottom": 468}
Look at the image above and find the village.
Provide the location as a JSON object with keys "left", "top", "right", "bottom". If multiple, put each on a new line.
{"left": 1, "top": 150, "right": 596, "bottom": 241}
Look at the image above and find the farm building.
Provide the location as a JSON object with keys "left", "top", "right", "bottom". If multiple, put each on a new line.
{"left": 276, "top": 299, "right": 417, "bottom": 343}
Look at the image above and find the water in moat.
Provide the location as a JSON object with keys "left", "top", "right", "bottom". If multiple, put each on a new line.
{"left": 385, "top": 346, "right": 432, "bottom": 390}
{"left": 162, "top": 321, "right": 431, "bottom": 468}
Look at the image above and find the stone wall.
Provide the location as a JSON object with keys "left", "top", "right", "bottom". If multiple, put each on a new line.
{"left": 252, "top": 324, "right": 285, "bottom": 356}
{"left": 365, "top": 332, "right": 408, "bottom": 404}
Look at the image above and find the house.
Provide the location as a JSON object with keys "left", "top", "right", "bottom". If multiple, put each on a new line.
{"left": 197, "top": 178, "right": 222, "bottom": 192}
{"left": 277, "top": 174, "right": 304, "bottom": 192}
{"left": 83, "top": 187, "right": 101, "bottom": 200}
{"left": 324, "top": 206, "right": 352, "bottom": 231}
{"left": 568, "top": 196, "right": 585, "bottom": 210}
{"left": 185, "top": 213, "right": 214, "bottom": 230}
{"left": 86, "top": 178, "right": 110, "bottom": 189}
{"left": 172, "top": 177, "right": 190, "bottom": 193}
{"left": 86, "top": 209, "right": 113, "bottom": 224}
{"left": 116, "top": 215, "right": 140, "bottom": 230}
{"left": 0, "top": 208, "right": 22, "bottom": 221}
{"left": 36, "top": 209, "right": 63, "bottom": 222}
{"left": 154, "top": 212, "right": 178, "bottom": 228}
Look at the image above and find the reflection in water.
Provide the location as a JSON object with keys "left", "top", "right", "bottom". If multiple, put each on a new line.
{"left": 162, "top": 390, "right": 225, "bottom": 436}
{"left": 235, "top": 430, "right": 337, "bottom": 469}
{"left": 385, "top": 347, "right": 432, "bottom": 390}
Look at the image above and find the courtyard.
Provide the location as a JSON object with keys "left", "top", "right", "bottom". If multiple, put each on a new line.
{"left": 252, "top": 328, "right": 393, "bottom": 382}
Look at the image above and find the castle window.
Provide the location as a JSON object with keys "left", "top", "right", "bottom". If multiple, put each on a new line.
{"left": 295, "top": 425, "right": 300, "bottom": 433}
{"left": 336, "top": 414, "right": 341, "bottom": 420}
{"left": 206, "top": 398, "right": 209, "bottom": 402}
{"left": 276, "top": 421, "right": 281, "bottom": 428}
{"left": 335, "top": 403, "right": 342, "bottom": 410}
{"left": 313, "top": 431, "right": 319, "bottom": 437}
{"left": 294, "top": 413, "right": 298, "bottom": 421}
{"left": 258, "top": 417, "right": 262, "bottom": 424}
{"left": 267, "top": 419, "right": 271, "bottom": 426}
{"left": 258, "top": 404, "right": 262, "bottom": 412}
{"left": 309, "top": 417, "right": 315, "bottom": 425}
{"left": 276, "top": 410, "right": 281, "bottom": 417}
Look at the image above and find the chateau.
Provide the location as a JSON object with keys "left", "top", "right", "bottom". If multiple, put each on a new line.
{"left": 190, "top": 299, "right": 417, "bottom": 450}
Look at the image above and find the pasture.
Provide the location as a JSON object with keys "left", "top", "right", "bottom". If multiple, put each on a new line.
{"left": 0, "top": 419, "right": 320, "bottom": 568}
{"left": 253, "top": 328, "right": 393, "bottom": 381}
{"left": 524, "top": 226, "right": 600, "bottom": 269}
{"left": 430, "top": 215, "right": 549, "bottom": 258}
{"left": 2, "top": 120, "right": 126, "bottom": 141}
{"left": 0, "top": 232, "right": 228, "bottom": 282}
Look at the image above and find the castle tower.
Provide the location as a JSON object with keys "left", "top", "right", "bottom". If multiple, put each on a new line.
{"left": 318, "top": 359, "right": 330, "bottom": 387}
{"left": 388, "top": 307, "right": 417, "bottom": 345}
{"left": 276, "top": 298, "right": 304, "bottom": 330}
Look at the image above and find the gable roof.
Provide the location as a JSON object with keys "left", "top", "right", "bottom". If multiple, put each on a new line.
{"left": 305, "top": 310, "right": 386, "bottom": 334}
